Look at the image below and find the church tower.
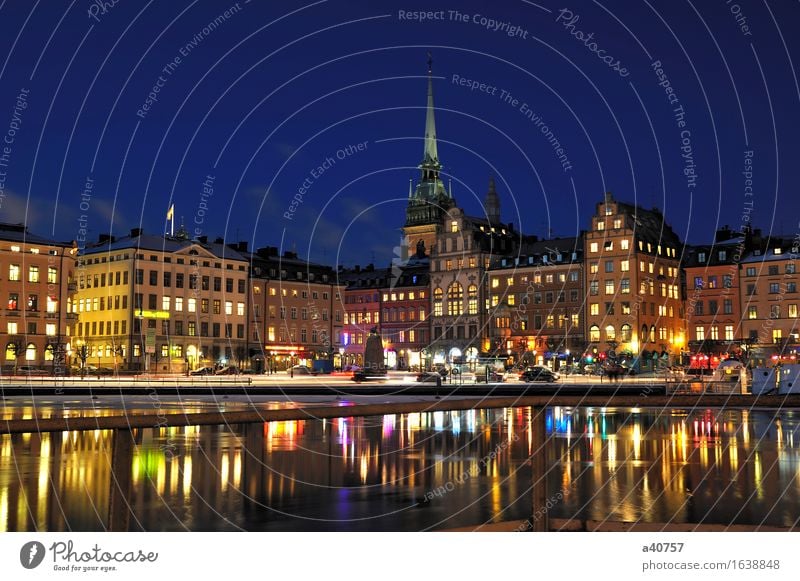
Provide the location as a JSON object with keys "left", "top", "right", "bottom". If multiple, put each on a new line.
{"left": 403, "top": 55, "right": 453, "bottom": 257}
{"left": 485, "top": 176, "right": 501, "bottom": 224}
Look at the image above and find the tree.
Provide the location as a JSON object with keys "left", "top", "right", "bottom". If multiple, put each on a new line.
{"left": 7, "top": 341, "right": 23, "bottom": 374}
{"left": 76, "top": 344, "right": 90, "bottom": 377}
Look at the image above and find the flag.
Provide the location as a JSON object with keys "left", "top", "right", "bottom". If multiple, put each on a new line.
{"left": 166, "top": 204, "right": 174, "bottom": 221}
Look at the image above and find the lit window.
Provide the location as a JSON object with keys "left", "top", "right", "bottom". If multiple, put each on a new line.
{"left": 620, "top": 239, "right": 629, "bottom": 250}
{"left": 590, "top": 303, "right": 599, "bottom": 315}
{"left": 620, "top": 260, "right": 629, "bottom": 272}
{"left": 597, "top": 221, "right": 605, "bottom": 231}
{"left": 590, "top": 242, "right": 598, "bottom": 253}
{"left": 695, "top": 326, "right": 705, "bottom": 341}
{"left": 9, "top": 264, "right": 20, "bottom": 281}
{"left": 589, "top": 325, "right": 600, "bottom": 342}
{"left": 450, "top": 221, "right": 458, "bottom": 233}
{"left": 188, "top": 298, "right": 196, "bottom": 313}
{"left": 175, "top": 297, "right": 183, "bottom": 311}
{"left": 162, "top": 296, "right": 170, "bottom": 311}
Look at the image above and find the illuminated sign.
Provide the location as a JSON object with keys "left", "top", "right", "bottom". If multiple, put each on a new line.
{"left": 137, "top": 310, "right": 170, "bottom": 319}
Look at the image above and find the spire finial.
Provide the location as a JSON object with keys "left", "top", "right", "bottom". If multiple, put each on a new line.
{"left": 427, "top": 52, "right": 433, "bottom": 74}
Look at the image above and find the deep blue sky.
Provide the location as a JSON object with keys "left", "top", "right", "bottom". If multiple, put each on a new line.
{"left": 0, "top": 0, "right": 798, "bottom": 266}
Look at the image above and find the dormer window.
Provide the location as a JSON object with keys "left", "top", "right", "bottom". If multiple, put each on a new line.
{"left": 774, "top": 248, "right": 782, "bottom": 255}
{"left": 698, "top": 252, "right": 706, "bottom": 263}
{"left": 597, "top": 221, "right": 605, "bottom": 231}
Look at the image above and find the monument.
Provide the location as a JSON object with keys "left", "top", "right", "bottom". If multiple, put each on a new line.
{"left": 353, "top": 327, "right": 388, "bottom": 382}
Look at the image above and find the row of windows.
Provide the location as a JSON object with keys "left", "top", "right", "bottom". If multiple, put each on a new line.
{"left": 435, "top": 257, "right": 484, "bottom": 271}
{"left": 264, "top": 326, "right": 330, "bottom": 344}
{"left": 492, "top": 271, "right": 580, "bottom": 287}
{"left": 264, "top": 305, "right": 330, "bottom": 321}
{"left": 745, "top": 304, "right": 798, "bottom": 319}
{"left": 344, "top": 307, "right": 427, "bottom": 325}
{"left": 744, "top": 282, "right": 797, "bottom": 295}
{"left": 491, "top": 289, "right": 581, "bottom": 307}
{"left": 6, "top": 322, "right": 58, "bottom": 335}
{"left": 693, "top": 275, "right": 734, "bottom": 289}
{"left": 261, "top": 287, "right": 332, "bottom": 300}
{"left": 132, "top": 270, "right": 246, "bottom": 293}
{"left": 433, "top": 325, "right": 478, "bottom": 340}
{"left": 504, "top": 313, "right": 580, "bottom": 331}
{"left": 743, "top": 264, "right": 796, "bottom": 277}
{"left": 4, "top": 265, "right": 58, "bottom": 283}
{"left": 588, "top": 239, "right": 677, "bottom": 258}
{"left": 6, "top": 293, "right": 58, "bottom": 312}
{"left": 76, "top": 319, "right": 246, "bottom": 339}
{"left": 588, "top": 324, "right": 672, "bottom": 343}
{"left": 695, "top": 325, "right": 737, "bottom": 341}
{"left": 692, "top": 299, "right": 734, "bottom": 316}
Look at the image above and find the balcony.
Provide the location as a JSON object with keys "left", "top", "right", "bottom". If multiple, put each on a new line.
{"left": 5, "top": 309, "right": 20, "bottom": 317}
{"left": 67, "top": 282, "right": 77, "bottom": 292}
{"left": 45, "top": 312, "right": 59, "bottom": 319}
{"left": 66, "top": 312, "right": 78, "bottom": 321}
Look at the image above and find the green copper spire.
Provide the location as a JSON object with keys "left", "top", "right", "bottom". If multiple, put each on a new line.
{"left": 423, "top": 52, "right": 439, "bottom": 166}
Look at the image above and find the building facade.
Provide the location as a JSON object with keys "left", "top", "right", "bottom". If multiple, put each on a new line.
{"left": 247, "top": 246, "right": 344, "bottom": 371}
{"left": 684, "top": 228, "right": 747, "bottom": 365}
{"left": 583, "top": 192, "right": 685, "bottom": 368}
{"left": 1, "top": 222, "right": 77, "bottom": 372}
{"left": 75, "top": 228, "right": 249, "bottom": 373}
{"left": 488, "top": 237, "right": 584, "bottom": 370}
{"left": 739, "top": 236, "right": 799, "bottom": 365}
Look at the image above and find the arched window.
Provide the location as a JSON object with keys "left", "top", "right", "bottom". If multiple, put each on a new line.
{"left": 447, "top": 283, "right": 463, "bottom": 316}
{"left": 589, "top": 325, "right": 600, "bottom": 342}
{"left": 605, "top": 325, "right": 616, "bottom": 341}
{"left": 467, "top": 285, "right": 478, "bottom": 315}
{"left": 433, "top": 288, "right": 443, "bottom": 317}
{"left": 650, "top": 325, "right": 656, "bottom": 343}
{"left": 641, "top": 325, "right": 649, "bottom": 344}
{"left": 620, "top": 324, "right": 632, "bottom": 342}
{"left": 25, "top": 343, "right": 36, "bottom": 361}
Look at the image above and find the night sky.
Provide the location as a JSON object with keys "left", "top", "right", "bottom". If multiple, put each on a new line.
{"left": 0, "top": 0, "right": 798, "bottom": 266}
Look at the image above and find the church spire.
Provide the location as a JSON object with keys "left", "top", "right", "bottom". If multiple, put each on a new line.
{"left": 485, "top": 176, "right": 501, "bottom": 224}
{"left": 423, "top": 52, "right": 439, "bottom": 165}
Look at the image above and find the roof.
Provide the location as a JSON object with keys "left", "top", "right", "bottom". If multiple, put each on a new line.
{"left": 0, "top": 222, "right": 74, "bottom": 247}
{"left": 81, "top": 232, "right": 248, "bottom": 262}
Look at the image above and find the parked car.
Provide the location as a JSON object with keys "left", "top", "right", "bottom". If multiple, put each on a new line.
{"left": 215, "top": 366, "right": 241, "bottom": 375}
{"left": 16, "top": 365, "right": 49, "bottom": 376}
{"left": 288, "top": 365, "right": 311, "bottom": 375}
{"left": 86, "top": 365, "right": 115, "bottom": 376}
{"left": 190, "top": 366, "right": 214, "bottom": 376}
{"left": 520, "top": 366, "right": 559, "bottom": 382}
{"left": 416, "top": 371, "right": 444, "bottom": 383}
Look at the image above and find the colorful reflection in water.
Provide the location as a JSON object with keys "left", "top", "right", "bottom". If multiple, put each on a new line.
{"left": 1, "top": 407, "right": 799, "bottom": 531}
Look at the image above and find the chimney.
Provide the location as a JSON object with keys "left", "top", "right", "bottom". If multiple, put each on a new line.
{"left": 197, "top": 235, "right": 208, "bottom": 244}
{"left": 214, "top": 237, "right": 224, "bottom": 245}
{"left": 237, "top": 241, "right": 248, "bottom": 252}
{"left": 603, "top": 191, "right": 613, "bottom": 204}
{"left": 98, "top": 234, "right": 115, "bottom": 243}
{"left": 130, "top": 227, "right": 142, "bottom": 237}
